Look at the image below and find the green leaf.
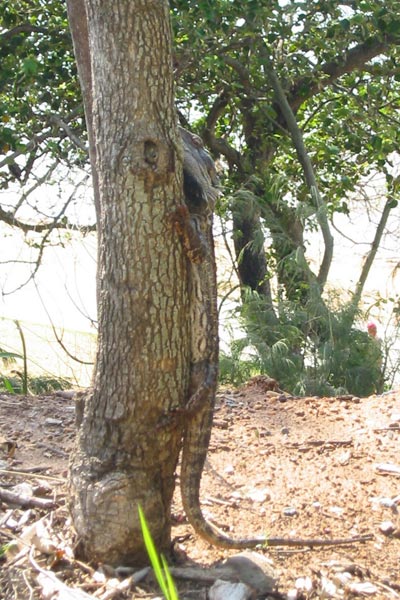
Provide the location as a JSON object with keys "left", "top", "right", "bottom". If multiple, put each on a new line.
{"left": 2, "top": 376, "right": 16, "bottom": 394}
{"left": 22, "top": 57, "right": 39, "bottom": 76}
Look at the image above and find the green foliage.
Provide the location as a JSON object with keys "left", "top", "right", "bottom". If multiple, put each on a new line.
{"left": 219, "top": 338, "right": 261, "bottom": 386}
{"left": 0, "top": 0, "right": 84, "bottom": 186}
{"left": 314, "top": 320, "right": 383, "bottom": 397}
{"left": 1, "top": 375, "right": 17, "bottom": 394}
{"left": 0, "top": 373, "right": 71, "bottom": 395}
{"left": 138, "top": 505, "right": 179, "bottom": 600}
{"left": 1, "top": 338, "right": 71, "bottom": 395}
{"left": 223, "top": 289, "right": 385, "bottom": 397}
{"left": 0, "top": 542, "right": 11, "bottom": 559}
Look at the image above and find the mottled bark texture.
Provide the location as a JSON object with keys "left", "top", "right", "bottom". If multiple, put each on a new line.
{"left": 67, "top": 0, "right": 188, "bottom": 565}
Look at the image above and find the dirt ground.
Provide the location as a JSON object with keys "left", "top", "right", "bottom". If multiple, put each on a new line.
{"left": 0, "top": 377, "right": 399, "bottom": 599}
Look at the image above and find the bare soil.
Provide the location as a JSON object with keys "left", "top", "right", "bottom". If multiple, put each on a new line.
{"left": 0, "top": 377, "right": 399, "bottom": 599}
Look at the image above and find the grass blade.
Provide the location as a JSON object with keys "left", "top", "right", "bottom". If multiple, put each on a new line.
{"left": 138, "top": 504, "right": 171, "bottom": 599}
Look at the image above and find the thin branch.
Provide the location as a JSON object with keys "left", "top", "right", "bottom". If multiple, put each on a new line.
{"left": 218, "top": 284, "right": 241, "bottom": 319}
{"left": 15, "top": 160, "right": 60, "bottom": 215}
{"left": 263, "top": 56, "right": 334, "bottom": 288}
{"left": 203, "top": 90, "right": 243, "bottom": 170}
{"left": 331, "top": 219, "right": 369, "bottom": 246}
{"left": 223, "top": 56, "right": 252, "bottom": 94}
{"left": 351, "top": 197, "right": 394, "bottom": 310}
{"left": 0, "top": 259, "right": 37, "bottom": 266}
{"left": 46, "top": 114, "right": 88, "bottom": 152}
{"left": 219, "top": 217, "right": 241, "bottom": 283}
{"left": 64, "top": 281, "right": 97, "bottom": 329}
{"left": 2, "top": 187, "right": 90, "bottom": 296}
{"left": 34, "top": 281, "right": 94, "bottom": 365}
{"left": 0, "top": 131, "right": 53, "bottom": 171}
{"left": 0, "top": 202, "right": 95, "bottom": 234}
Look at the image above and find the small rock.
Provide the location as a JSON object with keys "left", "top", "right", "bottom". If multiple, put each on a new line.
{"left": 329, "top": 505, "right": 344, "bottom": 516}
{"left": 379, "top": 520, "right": 395, "bottom": 535}
{"left": 209, "top": 580, "right": 253, "bottom": 600}
{"left": 223, "top": 551, "right": 277, "bottom": 595}
{"left": 283, "top": 507, "right": 298, "bottom": 516}
{"left": 246, "top": 488, "right": 271, "bottom": 503}
{"left": 377, "top": 497, "right": 397, "bottom": 511}
{"left": 331, "top": 571, "right": 353, "bottom": 587}
{"left": 45, "top": 418, "right": 63, "bottom": 426}
{"left": 336, "top": 394, "right": 354, "bottom": 401}
{"left": 348, "top": 581, "right": 378, "bottom": 595}
{"left": 320, "top": 576, "right": 337, "bottom": 598}
{"left": 55, "top": 390, "right": 76, "bottom": 399}
{"left": 224, "top": 464, "right": 235, "bottom": 475}
{"left": 281, "top": 427, "right": 290, "bottom": 435}
{"left": 337, "top": 450, "right": 351, "bottom": 465}
{"left": 295, "top": 576, "right": 313, "bottom": 592}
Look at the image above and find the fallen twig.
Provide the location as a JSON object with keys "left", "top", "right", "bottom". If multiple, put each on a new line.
{"left": 0, "top": 486, "right": 56, "bottom": 509}
{"left": 0, "top": 468, "right": 64, "bottom": 481}
{"left": 375, "top": 463, "right": 400, "bottom": 476}
{"left": 289, "top": 439, "right": 353, "bottom": 449}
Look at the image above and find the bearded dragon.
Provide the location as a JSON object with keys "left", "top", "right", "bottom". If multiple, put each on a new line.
{"left": 176, "top": 128, "right": 372, "bottom": 549}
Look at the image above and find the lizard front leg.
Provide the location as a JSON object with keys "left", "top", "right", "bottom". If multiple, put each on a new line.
{"left": 172, "top": 204, "right": 208, "bottom": 264}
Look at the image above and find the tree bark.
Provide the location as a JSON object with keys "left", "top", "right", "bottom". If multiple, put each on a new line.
{"left": 67, "top": 0, "right": 188, "bottom": 565}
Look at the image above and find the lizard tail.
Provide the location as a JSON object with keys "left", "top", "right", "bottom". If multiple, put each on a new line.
{"left": 180, "top": 462, "right": 373, "bottom": 549}
{"left": 180, "top": 468, "right": 267, "bottom": 549}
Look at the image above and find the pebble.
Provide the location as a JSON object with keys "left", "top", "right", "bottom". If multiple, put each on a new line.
{"left": 223, "top": 551, "right": 277, "bottom": 595}
{"left": 224, "top": 464, "right": 235, "bottom": 475}
{"left": 44, "top": 418, "right": 63, "bottom": 426}
{"left": 329, "top": 505, "right": 344, "bottom": 516}
{"left": 295, "top": 576, "right": 313, "bottom": 592}
{"left": 379, "top": 520, "right": 395, "bottom": 535}
{"left": 320, "top": 576, "right": 338, "bottom": 598}
{"left": 348, "top": 581, "right": 378, "bottom": 595}
{"left": 246, "top": 488, "right": 271, "bottom": 503}
{"left": 283, "top": 507, "right": 298, "bottom": 516}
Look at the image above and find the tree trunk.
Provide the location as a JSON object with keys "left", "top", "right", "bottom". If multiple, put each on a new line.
{"left": 67, "top": 0, "right": 188, "bottom": 565}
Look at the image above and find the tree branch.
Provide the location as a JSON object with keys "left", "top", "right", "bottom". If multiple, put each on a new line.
{"left": 289, "top": 35, "right": 400, "bottom": 112}
{"left": 0, "top": 23, "right": 49, "bottom": 41}
{"left": 203, "top": 90, "right": 243, "bottom": 170}
{"left": 46, "top": 114, "right": 88, "bottom": 152}
{"left": 264, "top": 58, "right": 334, "bottom": 288}
{"left": 351, "top": 197, "right": 394, "bottom": 310}
{"left": 0, "top": 203, "right": 95, "bottom": 234}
